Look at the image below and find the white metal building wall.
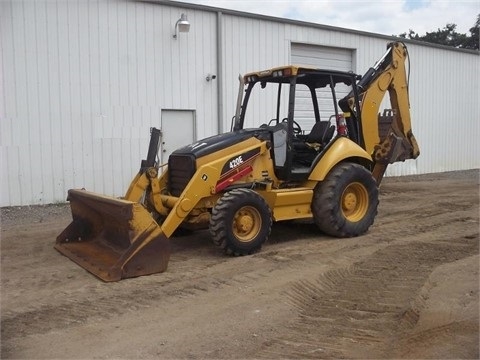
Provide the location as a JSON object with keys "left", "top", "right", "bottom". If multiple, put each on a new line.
{"left": 1, "top": 0, "right": 219, "bottom": 206}
{"left": 1, "top": 0, "right": 479, "bottom": 206}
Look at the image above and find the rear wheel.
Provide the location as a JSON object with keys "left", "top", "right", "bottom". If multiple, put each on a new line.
{"left": 210, "top": 189, "right": 272, "bottom": 255}
{"left": 312, "top": 162, "right": 378, "bottom": 237}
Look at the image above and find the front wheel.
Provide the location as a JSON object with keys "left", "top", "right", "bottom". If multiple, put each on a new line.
{"left": 312, "top": 162, "right": 379, "bottom": 237}
{"left": 210, "top": 189, "right": 272, "bottom": 255}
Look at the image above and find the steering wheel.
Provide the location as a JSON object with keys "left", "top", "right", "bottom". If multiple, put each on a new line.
{"left": 281, "top": 118, "right": 302, "bottom": 135}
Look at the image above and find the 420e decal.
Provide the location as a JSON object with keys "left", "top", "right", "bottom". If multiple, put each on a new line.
{"left": 221, "top": 148, "right": 260, "bottom": 176}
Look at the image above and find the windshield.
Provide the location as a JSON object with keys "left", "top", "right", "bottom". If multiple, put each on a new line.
{"left": 235, "top": 71, "right": 356, "bottom": 137}
{"left": 242, "top": 82, "right": 289, "bottom": 129}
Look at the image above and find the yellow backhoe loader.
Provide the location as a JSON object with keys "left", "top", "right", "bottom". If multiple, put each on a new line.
{"left": 56, "top": 41, "right": 419, "bottom": 281}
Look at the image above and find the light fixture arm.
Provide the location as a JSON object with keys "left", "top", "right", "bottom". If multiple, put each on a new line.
{"left": 173, "top": 13, "right": 190, "bottom": 39}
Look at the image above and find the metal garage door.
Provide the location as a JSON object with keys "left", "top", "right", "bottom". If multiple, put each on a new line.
{"left": 291, "top": 43, "right": 354, "bottom": 131}
{"left": 291, "top": 43, "right": 353, "bottom": 71}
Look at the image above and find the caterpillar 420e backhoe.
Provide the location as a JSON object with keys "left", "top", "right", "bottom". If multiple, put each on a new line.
{"left": 56, "top": 41, "right": 419, "bottom": 281}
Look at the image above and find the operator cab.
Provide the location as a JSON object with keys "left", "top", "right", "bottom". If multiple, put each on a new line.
{"left": 234, "top": 66, "right": 363, "bottom": 182}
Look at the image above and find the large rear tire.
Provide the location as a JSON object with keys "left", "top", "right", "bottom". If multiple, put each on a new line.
{"left": 312, "top": 162, "right": 379, "bottom": 237}
{"left": 210, "top": 189, "right": 272, "bottom": 255}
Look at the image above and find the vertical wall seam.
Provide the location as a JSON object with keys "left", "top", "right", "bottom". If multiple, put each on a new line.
{"left": 216, "top": 10, "right": 223, "bottom": 134}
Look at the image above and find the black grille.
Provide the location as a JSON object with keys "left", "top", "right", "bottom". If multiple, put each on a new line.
{"left": 168, "top": 154, "right": 196, "bottom": 197}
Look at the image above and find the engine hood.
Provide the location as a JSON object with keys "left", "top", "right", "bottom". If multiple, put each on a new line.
{"left": 172, "top": 128, "right": 269, "bottom": 158}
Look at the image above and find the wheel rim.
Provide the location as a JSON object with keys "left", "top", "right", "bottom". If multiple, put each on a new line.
{"left": 232, "top": 206, "right": 262, "bottom": 242}
{"left": 341, "top": 182, "right": 369, "bottom": 222}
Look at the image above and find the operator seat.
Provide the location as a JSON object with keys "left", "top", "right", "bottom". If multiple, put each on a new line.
{"left": 306, "top": 121, "right": 335, "bottom": 145}
{"left": 292, "top": 121, "right": 335, "bottom": 166}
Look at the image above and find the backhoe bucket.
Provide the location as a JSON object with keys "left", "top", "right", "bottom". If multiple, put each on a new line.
{"left": 55, "top": 189, "right": 170, "bottom": 282}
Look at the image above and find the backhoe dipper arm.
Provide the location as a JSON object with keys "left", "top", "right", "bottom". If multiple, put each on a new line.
{"left": 353, "top": 42, "right": 420, "bottom": 183}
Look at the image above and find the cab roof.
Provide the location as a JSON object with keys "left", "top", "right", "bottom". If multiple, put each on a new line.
{"left": 243, "top": 65, "right": 358, "bottom": 87}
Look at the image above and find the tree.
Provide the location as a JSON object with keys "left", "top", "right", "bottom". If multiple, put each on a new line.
{"left": 398, "top": 14, "right": 479, "bottom": 50}
{"left": 464, "top": 14, "right": 480, "bottom": 49}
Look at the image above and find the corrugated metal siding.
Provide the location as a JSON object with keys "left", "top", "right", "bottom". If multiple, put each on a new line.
{"left": 403, "top": 44, "right": 480, "bottom": 176}
{"left": 1, "top": 0, "right": 218, "bottom": 205}
{"left": 221, "top": 14, "right": 289, "bottom": 130}
{"left": 2, "top": 0, "right": 479, "bottom": 206}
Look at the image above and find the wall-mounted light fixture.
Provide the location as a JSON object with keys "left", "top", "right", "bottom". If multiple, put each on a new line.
{"left": 173, "top": 13, "right": 190, "bottom": 39}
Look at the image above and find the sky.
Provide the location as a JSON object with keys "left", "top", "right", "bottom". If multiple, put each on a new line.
{"left": 174, "top": 0, "right": 479, "bottom": 37}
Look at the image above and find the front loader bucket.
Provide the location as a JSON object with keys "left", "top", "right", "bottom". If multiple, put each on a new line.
{"left": 55, "top": 189, "right": 170, "bottom": 282}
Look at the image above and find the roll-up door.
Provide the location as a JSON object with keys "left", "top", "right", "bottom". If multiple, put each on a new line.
{"left": 291, "top": 43, "right": 353, "bottom": 71}
{"left": 291, "top": 43, "right": 354, "bottom": 131}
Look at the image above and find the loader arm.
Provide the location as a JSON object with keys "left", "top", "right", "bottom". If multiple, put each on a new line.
{"left": 124, "top": 127, "right": 163, "bottom": 203}
{"left": 150, "top": 139, "right": 271, "bottom": 237}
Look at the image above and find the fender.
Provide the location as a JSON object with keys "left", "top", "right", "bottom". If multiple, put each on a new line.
{"left": 308, "top": 137, "right": 372, "bottom": 181}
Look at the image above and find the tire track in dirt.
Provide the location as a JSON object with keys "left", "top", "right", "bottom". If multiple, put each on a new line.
{"left": 1, "top": 222, "right": 310, "bottom": 354}
{"left": 1, "top": 245, "right": 280, "bottom": 353}
{"left": 256, "top": 236, "right": 478, "bottom": 359}
{"left": 395, "top": 320, "right": 479, "bottom": 358}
